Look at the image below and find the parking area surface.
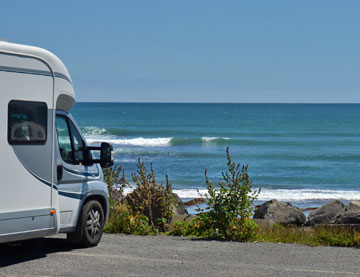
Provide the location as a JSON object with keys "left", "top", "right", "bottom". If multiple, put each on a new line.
{"left": 1, "top": 233, "right": 360, "bottom": 276}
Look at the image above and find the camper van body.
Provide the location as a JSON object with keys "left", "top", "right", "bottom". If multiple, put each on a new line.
{"left": 0, "top": 42, "right": 111, "bottom": 246}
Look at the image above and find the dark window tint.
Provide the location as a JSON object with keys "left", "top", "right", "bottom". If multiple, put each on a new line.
{"left": 8, "top": 100, "right": 47, "bottom": 144}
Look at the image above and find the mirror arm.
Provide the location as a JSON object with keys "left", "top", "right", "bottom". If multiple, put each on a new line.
{"left": 87, "top": 146, "right": 101, "bottom": 151}
{"left": 83, "top": 146, "right": 99, "bottom": 166}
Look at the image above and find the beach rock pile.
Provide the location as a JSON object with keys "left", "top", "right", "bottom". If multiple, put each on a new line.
{"left": 172, "top": 193, "right": 188, "bottom": 215}
{"left": 330, "top": 201, "right": 360, "bottom": 224}
{"left": 253, "top": 199, "right": 306, "bottom": 226}
{"left": 306, "top": 200, "right": 345, "bottom": 226}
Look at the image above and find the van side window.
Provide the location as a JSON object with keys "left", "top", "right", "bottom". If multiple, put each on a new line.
{"left": 68, "top": 120, "right": 86, "bottom": 164}
{"left": 56, "top": 116, "right": 74, "bottom": 164}
{"left": 8, "top": 100, "right": 47, "bottom": 145}
{"left": 56, "top": 115, "right": 87, "bottom": 165}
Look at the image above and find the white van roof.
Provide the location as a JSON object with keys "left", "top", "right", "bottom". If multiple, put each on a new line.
{"left": 0, "top": 41, "right": 72, "bottom": 83}
{"left": 0, "top": 41, "right": 75, "bottom": 111}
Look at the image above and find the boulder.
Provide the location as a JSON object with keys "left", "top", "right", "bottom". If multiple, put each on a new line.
{"left": 172, "top": 193, "right": 188, "bottom": 215}
{"left": 252, "top": 219, "right": 275, "bottom": 232}
{"left": 330, "top": 201, "right": 360, "bottom": 224}
{"left": 253, "top": 199, "right": 306, "bottom": 226}
{"left": 306, "top": 200, "right": 345, "bottom": 226}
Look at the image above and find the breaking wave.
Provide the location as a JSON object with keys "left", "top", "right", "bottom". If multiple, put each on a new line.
{"left": 172, "top": 188, "right": 360, "bottom": 201}
{"left": 201, "top": 137, "right": 230, "bottom": 142}
{"left": 81, "top": 127, "right": 107, "bottom": 136}
{"left": 86, "top": 137, "right": 173, "bottom": 147}
{"left": 170, "top": 137, "right": 232, "bottom": 145}
{"left": 84, "top": 134, "right": 233, "bottom": 147}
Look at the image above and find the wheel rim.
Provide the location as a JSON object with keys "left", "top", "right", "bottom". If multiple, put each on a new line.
{"left": 86, "top": 208, "right": 101, "bottom": 238}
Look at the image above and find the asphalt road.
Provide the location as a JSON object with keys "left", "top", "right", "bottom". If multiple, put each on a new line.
{"left": 1, "top": 233, "right": 360, "bottom": 276}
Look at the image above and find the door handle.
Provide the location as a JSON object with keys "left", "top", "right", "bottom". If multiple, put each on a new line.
{"left": 57, "top": 165, "right": 63, "bottom": 181}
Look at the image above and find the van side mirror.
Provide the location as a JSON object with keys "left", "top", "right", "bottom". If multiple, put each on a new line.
{"left": 100, "top": 142, "right": 114, "bottom": 168}
{"left": 86, "top": 142, "right": 114, "bottom": 168}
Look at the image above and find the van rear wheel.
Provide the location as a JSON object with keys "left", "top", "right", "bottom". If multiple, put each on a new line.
{"left": 67, "top": 200, "right": 105, "bottom": 247}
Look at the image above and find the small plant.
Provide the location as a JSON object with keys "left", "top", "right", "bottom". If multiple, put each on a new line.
{"left": 103, "top": 165, "right": 129, "bottom": 205}
{"left": 254, "top": 224, "right": 360, "bottom": 248}
{"left": 197, "top": 147, "right": 260, "bottom": 240}
{"left": 104, "top": 204, "right": 154, "bottom": 235}
{"left": 312, "top": 225, "right": 357, "bottom": 247}
{"left": 103, "top": 161, "right": 175, "bottom": 234}
{"left": 126, "top": 158, "right": 175, "bottom": 231}
{"left": 353, "top": 232, "right": 360, "bottom": 247}
{"left": 169, "top": 220, "right": 194, "bottom": 236}
{"left": 232, "top": 218, "right": 259, "bottom": 241}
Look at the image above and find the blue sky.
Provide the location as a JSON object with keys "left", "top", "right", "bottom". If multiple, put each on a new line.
{"left": 1, "top": 1, "right": 359, "bottom": 103}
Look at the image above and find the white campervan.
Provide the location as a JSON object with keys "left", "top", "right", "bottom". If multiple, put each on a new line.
{"left": 0, "top": 41, "right": 113, "bottom": 247}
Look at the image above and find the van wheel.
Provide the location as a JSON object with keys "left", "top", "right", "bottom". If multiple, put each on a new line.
{"left": 67, "top": 200, "right": 105, "bottom": 247}
{"left": 81, "top": 200, "right": 105, "bottom": 247}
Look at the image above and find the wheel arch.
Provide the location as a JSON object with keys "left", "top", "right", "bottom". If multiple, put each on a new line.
{"left": 83, "top": 193, "right": 108, "bottom": 222}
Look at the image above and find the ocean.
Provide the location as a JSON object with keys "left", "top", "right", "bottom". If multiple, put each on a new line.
{"left": 72, "top": 103, "right": 360, "bottom": 212}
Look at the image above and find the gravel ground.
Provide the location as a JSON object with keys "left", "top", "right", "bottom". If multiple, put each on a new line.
{"left": 1, "top": 233, "right": 360, "bottom": 276}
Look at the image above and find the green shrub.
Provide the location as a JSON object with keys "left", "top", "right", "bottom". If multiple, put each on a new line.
{"left": 189, "top": 217, "right": 259, "bottom": 241}
{"left": 104, "top": 204, "right": 154, "bottom": 235}
{"left": 103, "top": 165, "right": 129, "bottom": 206}
{"left": 104, "top": 160, "right": 175, "bottom": 234}
{"left": 169, "top": 220, "right": 195, "bottom": 236}
{"left": 232, "top": 218, "right": 259, "bottom": 241}
{"left": 197, "top": 147, "right": 260, "bottom": 240}
{"left": 126, "top": 158, "right": 175, "bottom": 232}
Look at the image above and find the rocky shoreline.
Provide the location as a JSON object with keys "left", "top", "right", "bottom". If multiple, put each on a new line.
{"left": 176, "top": 196, "right": 360, "bottom": 228}
{"left": 253, "top": 199, "right": 360, "bottom": 227}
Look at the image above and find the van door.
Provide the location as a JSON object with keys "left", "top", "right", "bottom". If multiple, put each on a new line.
{"left": 55, "top": 112, "right": 100, "bottom": 230}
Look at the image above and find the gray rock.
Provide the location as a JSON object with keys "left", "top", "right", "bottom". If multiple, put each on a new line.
{"left": 330, "top": 201, "right": 360, "bottom": 224}
{"left": 253, "top": 199, "right": 306, "bottom": 226}
{"left": 172, "top": 193, "right": 188, "bottom": 215}
{"left": 306, "top": 200, "right": 345, "bottom": 226}
{"left": 252, "top": 219, "right": 275, "bottom": 232}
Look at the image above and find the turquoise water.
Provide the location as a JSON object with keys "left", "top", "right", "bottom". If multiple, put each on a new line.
{"left": 72, "top": 103, "right": 360, "bottom": 206}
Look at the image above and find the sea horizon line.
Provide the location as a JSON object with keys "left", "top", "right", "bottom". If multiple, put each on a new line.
{"left": 76, "top": 101, "right": 360, "bottom": 105}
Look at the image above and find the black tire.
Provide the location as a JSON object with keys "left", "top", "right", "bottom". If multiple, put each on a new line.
{"left": 82, "top": 200, "right": 105, "bottom": 247}
{"left": 68, "top": 200, "right": 105, "bottom": 247}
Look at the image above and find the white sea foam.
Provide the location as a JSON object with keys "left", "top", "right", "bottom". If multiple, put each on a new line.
{"left": 119, "top": 187, "right": 360, "bottom": 202}
{"left": 123, "top": 187, "right": 134, "bottom": 195}
{"left": 172, "top": 188, "right": 360, "bottom": 201}
{"left": 201, "top": 137, "right": 230, "bottom": 142}
{"left": 86, "top": 137, "right": 173, "bottom": 147}
{"left": 82, "top": 127, "right": 107, "bottom": 136}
